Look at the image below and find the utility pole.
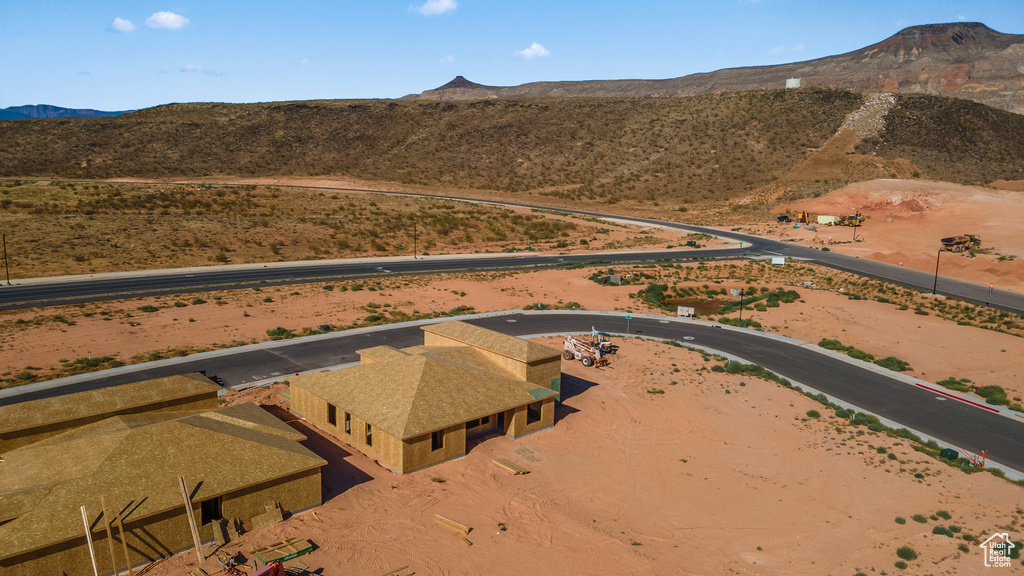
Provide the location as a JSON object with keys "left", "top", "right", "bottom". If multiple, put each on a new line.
{"left": 413, "top": 217, "right": 417, "bottom": 260}
{"left": 932, "top": 247, "right": 941, "bottom": 295}
{"left": 738, "top": 288, "right": 745, "bottom": 326}
{"left": 2, "top": 233, "right": 10, "bottom": 285}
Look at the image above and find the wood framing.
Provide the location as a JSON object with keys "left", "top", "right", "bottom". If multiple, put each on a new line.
{"left": 290, "top": 320, "right": 561, "bottom": 474}
{"left": 0, "top": 372, "right": 220, "bottom": 452}
{"left": 0, "top": 402, "right": 325, "bottom": 576}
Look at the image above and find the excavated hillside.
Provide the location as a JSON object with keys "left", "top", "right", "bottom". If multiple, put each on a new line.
{"left": 2, "top": 89, "right": 1023, "bottom": 204}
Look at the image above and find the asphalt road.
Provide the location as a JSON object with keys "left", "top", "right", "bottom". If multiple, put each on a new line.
{"left": 1, "top": 184, "right": 1021, "bottom": 314}
{"left": 5, "top": 312, "right": 1023, "bottom": 474}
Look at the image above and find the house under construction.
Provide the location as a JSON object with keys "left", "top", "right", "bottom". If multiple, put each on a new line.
{"left": 0, "top": 376, "right": 325, "bottom": 576}
{"left": 290, "top": 320, "right": 563, "bottom": 474}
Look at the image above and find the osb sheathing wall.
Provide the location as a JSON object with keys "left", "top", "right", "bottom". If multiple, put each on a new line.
{"left": 0, "top": 394, "right": 220, "bottom": 453}
{"left": 402, "top": 424, "right": 467, "bottom": 473}
{"left": 0, "top": 470, "right": 321, "bottom": 576}
{"left": 291, "top": 386, "right": 404, "bottom": 473}
{"left": 423, "top": 331, "right": 561, "bottom": 389}
{"left": 508, "top": 398, "right": 555, "bottom": 438}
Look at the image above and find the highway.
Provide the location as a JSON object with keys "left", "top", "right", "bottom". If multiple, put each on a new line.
{"left": 1, "top": 184, "right": 1021, "bottom": 315}
{"left": 4, "top": 312, "right": 1023, "bottom": 475}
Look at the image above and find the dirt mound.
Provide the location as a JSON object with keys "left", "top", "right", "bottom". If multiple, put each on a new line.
{"left": 781, "top": 130, "right": 920, "bottom": 184}
{"left": 773, "top": 179, "right": 1024, "bottom": 292}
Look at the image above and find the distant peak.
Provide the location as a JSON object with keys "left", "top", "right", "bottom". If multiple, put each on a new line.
{"left": 874, "top": 22, "right": 1020, "bottom": 52}
{"left": 436, "top": 76, "right": 486, "bottom": 90}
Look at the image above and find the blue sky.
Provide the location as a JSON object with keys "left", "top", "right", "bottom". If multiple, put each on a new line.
{"left": 1, "top": 0, "right": 1021, "bottom": 110}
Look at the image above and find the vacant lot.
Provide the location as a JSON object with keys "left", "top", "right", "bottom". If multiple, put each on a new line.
{"left": 0, "top": 180, "right": 688, "bottom": 278}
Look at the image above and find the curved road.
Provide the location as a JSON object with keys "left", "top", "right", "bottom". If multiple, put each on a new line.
{"left": 1, "top": 182, "right": 1022, "bottom": 314}
{"left": 4, "top": 311, "right": 1023, "bottom": 475}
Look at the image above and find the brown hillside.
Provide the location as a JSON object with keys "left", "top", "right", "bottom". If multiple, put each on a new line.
{"left": 0, "top": 90, "right": 864, "bottom": 204}
{"left": 410, "top": 23, "right": 1024, "bottom": 115}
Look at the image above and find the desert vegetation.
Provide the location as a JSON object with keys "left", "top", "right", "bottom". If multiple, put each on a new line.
{"left": 0, "top": 90, "right": 864, "bottom": 204}
{"left": 0, "top": 180, "right": 665, "bottom": 277}
{"left": 856, "top": 94, "right": 1024, "bottom": 185}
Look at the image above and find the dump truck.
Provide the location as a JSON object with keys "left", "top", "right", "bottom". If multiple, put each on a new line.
{"left": 564, "top": 335, "right": 606, "bottom": 367}
{"left": 941, "top": 234, "right": 981, "bottom": 253}
{"left": 836, "top": 212, "right": 864, "bottom": 227}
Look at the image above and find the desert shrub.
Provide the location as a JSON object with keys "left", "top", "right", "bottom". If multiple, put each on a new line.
{"left": 911, "top": 514, "right": 927, "bottom": 523}
{"left": 935, "top": 510, "right": 951, "bottom": 520}
{"left": 978, "top": 385, "right": 1009, "bottom": 406}
{"left": 896, "top": 546, "right": 918, "bottom": 560}
{"left": 894, "top": 560, "right": 907, "bottom": 569}
{"left": 806, "top": 410, "right": 820, "bottom": 418}
{"left": 266, "top": 327, "right": 294, "bottom": 340}
{"left": 173, "top": 301, "right": 188, "bottom": 307}
{"left": 875, "top": 356, "right": 911, "bottom": 371}
{"left": 139, "top": 305, "right": 158, "bottom": 313}
{"left": 936, "top": 377, "right": 972, "bottom": 392}
{"left": 932, "top": 526, "right": 953, "bottom": 537}
{"left": 894, "top": 516, "right": 906, "bottom": 524}
{"left": 191, "top": 297, "right": 206, "bottom": 305}
{"left": 834, "top": 408, "right": 850, "bottom": 418}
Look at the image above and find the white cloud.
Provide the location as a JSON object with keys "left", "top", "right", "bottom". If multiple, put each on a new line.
{"left": 768, "top": 46, "right": 785, "bottom": 54}
{"left": 146, "top": 11, "right": 190, "bottom": 30}
{"left": 516, "top": 42, "right": 550, "bottom": 60}
{"left": 180, "top": 64, "right": 225, "bottom": 77}
{"left": 793, "top": 43, "right": 805, "bottom": 51}
{"left": 413, "top": 0, "right": 457, "bottom": 16}
{"left": 296, "top": 57, "right": 311, "bottom": 66}
{"left": 109, "top": 17, "right": 135, "bottom": 33}
{"left": 440, "top": 54, "right": 454, "bottom": 63}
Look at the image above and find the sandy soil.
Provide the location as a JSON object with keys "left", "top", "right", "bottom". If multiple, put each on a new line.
{"left": 763, "top": 179, "right": 1024, "bottom": 293}
{"left": 136, "top": 337, "right": 1022, "bottom": 576}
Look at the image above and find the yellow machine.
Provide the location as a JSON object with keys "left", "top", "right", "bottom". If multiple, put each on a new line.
{"left": 940, "top": 234, "right": 981, "bottom": 253}
{"left": 795, "top": 211, "right": 811, "bottom": 224}
{"left": 836, "top": 212, "right": 864, "bottom": 227}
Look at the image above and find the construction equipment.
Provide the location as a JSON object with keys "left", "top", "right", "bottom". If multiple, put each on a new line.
{"left": 795, "top": 211, "right": 811, "bottom": 224}
{"left": 776, "top": 214, "right": 792, "bottom": 223}
{"left": 940, "top": 234, "right": 981, "bottom": 253}
{"left": 835, "top": 212, "right": 864, "bottom": 227}
{"left": 563, "top": 335, "right": 606, "bottom": 367}
{"left": 590, "top": 327, "right": 617, "bottom": 354}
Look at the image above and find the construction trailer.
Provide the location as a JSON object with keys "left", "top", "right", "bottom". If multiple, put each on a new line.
{"left": 941, "top": 234, "right": 981, "bottom": 253}
{"left": 290, "top": 321, "right": 562, "bottom": 475}
{"left": 816, "top": 215, "right": 839, "bottom": 226}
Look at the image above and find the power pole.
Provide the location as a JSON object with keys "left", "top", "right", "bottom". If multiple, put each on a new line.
{"left": 738, "top": 288, "right": 744, "bottom": 326}
{"left": 413, "top": 217, "right": 417, "bottom": 259}
{"left": 932, "top": 247, "right": 941, "bottom": 295}
{"left": 2, "top": 233, "right": 10, "bottom": 285}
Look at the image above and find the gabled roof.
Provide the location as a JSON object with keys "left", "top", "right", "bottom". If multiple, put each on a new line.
{"left": 0, "top": 403, "right": 325, "bottom": 560}
{"left": 421, "top": 321, "right": 561, "bottom": 363}
{"left": 0, "top": 372, "right": 220, "bottom": 435}
{"left": 293, "top": 351, "right": 556, "bottom": 440}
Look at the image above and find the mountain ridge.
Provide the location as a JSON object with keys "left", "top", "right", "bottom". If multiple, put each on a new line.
{"left": 407, "top": 22, "right": 1024, "bottom": 114}
{"left": 0, "top": 105, "right": 127, "bottom": 120}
